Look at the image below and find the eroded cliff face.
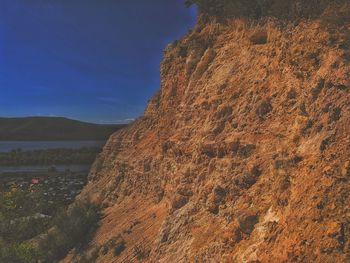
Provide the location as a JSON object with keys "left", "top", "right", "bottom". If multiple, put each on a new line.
{"left": 73, "top": 3, "right": 350, "bottom": 262}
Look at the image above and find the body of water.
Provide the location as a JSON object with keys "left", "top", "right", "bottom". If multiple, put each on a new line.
{"left": 0, "top": 140, "right": 105, "bottom": 153}
{"left": 0, "top": 164, "right": 91, "bottom": 174}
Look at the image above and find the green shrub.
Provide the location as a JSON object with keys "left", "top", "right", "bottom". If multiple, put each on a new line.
{"left": 0, "top": 188, "right": 51, "bottom": 243}
{"left": 185, "top": 0, "right": 350, "bottom": 21}
{"left": 1, "top": 217, "right": 51, "bottom": 243}
{"left": 38, "top": 199, "right": 101, "bottom": 262}
{"left": 0, "top": 240, "right": 39, "bottom": 263}
{"left": 14, "top": 242, "right": 39, "bottom": 263}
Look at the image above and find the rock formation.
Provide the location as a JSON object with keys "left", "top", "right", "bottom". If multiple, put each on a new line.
{"left": 68, "top": 1, "right": 350, "bottom": 262}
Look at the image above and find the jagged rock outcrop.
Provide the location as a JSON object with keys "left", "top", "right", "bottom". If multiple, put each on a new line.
{"left": 69, "top": 1, "right": 350, "bottom": 262}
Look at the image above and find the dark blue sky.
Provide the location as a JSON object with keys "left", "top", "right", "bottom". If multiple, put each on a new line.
{"left": 0, "top": 0, "right": 196, "bottom": 123}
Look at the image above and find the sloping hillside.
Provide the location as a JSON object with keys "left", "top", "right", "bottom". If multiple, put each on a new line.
{"left": 71, "top": 1, "right": 350, "bottom": 262}
{"left": 0, "top": 117, "right": 126, "bottom": 141}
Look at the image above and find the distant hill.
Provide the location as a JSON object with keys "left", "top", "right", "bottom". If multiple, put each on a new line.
{"left": 0, "top": 117, "right": 127, "bottom": 141}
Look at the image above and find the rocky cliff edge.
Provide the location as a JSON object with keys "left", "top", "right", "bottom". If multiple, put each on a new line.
{"left": 69, "top": 1, "right": 350, "bottom": 262}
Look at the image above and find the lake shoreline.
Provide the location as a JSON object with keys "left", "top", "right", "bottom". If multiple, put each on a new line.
{"left": 0, "top": 140, "right": 106, "bottom": 153}
{"left": 0, "top": 164, "right": 91, "bottom": 174}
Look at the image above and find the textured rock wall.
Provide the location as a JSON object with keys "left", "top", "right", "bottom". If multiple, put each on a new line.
{"left": 72, "top": 7, "right": 350, "bottom": 263}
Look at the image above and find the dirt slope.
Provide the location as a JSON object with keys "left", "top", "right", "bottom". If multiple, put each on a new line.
{"left": 71, "top": 2, "right": 350, "bottom": 262}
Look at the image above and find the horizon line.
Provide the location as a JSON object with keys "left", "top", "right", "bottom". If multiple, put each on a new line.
{"left": 0, "top": 115, "right": 135, "bottom": 125}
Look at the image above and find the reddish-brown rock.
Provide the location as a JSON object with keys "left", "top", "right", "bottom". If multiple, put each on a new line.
{"left": 66, "top": 3, "right": 350, "bottom": 262}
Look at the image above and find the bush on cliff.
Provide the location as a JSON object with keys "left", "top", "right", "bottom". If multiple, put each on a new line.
{"left": 0, "top": 240, "right": 39, "bottom": 263}
{"left": 38, "top": 199, "right": 101, "bottom": 262}
{"left": 185, "top": 0, "right": 350, "bottom": 20}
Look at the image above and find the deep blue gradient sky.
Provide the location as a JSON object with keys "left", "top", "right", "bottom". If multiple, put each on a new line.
{"left": 0, "top": 0, "right": 197, "bottom": 123}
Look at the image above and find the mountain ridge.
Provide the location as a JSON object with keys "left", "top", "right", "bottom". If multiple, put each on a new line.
{"left": 0, "top": 117, "right": 127, "bottom": 141}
